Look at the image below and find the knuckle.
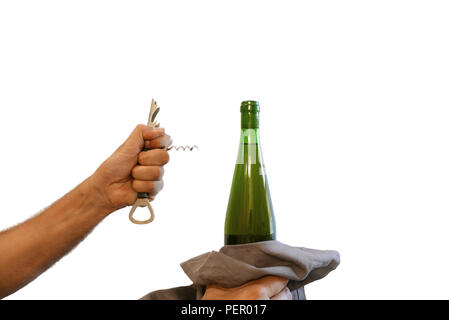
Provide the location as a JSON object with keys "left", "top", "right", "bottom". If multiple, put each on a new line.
{"left": 134, "top": 124, "right": 144, "bottom": 132}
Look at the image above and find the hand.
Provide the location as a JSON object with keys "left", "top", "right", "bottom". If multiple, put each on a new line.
{"left": 87, "top": 124, "right": 172, "bottom": 213}
{"left": 202, "top": 276, "right": 292, "bottom": 300}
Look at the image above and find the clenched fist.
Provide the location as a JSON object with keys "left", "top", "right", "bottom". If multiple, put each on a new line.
{"left": 88, "top": 124, "right": 172, "bottom": 213}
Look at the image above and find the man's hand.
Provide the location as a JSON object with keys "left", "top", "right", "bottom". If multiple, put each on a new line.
{"left": 88, "top": 124, "right": 172, "bottom": 213}
{"left": 202, "top": 276, "right": 292, "bottom": 300}
{"left": 0, "top": 124, "right": 172, "bottom": 299}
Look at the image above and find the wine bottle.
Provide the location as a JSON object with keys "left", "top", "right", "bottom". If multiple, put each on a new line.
{"left": 224, "top": 100, "right": 276, "bottom": 245}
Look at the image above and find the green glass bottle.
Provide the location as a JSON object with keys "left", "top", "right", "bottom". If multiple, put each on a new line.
{"left": 224, "top": 101, "right": 276, "bottom": 245}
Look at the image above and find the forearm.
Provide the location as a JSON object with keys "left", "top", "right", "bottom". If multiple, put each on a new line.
{"left": 0, "top": 177, "right": 111, "bottom": 299}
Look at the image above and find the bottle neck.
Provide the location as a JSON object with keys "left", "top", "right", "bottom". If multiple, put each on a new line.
{"left": 240, "top": 127, "right": 260, "bottom": 143}
{"left": 237, "top": 127, "right": 261, "bottom": 165}
{"left": 241, "top": 112, "right": 259, "bottom": 129}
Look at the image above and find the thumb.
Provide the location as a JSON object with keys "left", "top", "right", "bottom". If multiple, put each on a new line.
{"left": 121, "top": 124, "right": 165, "bottom": 154}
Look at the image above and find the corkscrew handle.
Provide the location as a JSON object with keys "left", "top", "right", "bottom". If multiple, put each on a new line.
{"left": 137, "top": 147, "right": 150, "bottom": 200}
{"left": 128, "top": 100, "right": 159, "bottom": 225}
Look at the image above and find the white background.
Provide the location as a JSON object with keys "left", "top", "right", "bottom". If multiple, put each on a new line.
{"left": 1, "top": 0, "right": 448, "bottom": 299}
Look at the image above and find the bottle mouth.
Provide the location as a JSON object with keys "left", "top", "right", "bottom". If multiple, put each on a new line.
{"left": 240, "top": 100, "right": 260, "bottom": 113}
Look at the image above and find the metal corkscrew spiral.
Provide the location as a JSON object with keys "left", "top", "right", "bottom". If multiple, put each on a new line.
{"left": 167, "top": 145, "right": 199, "bottom": 151}
{"left": 128, "top": 99, "right": 198, "bottom": 225}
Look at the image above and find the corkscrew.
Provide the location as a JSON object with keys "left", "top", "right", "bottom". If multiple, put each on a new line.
{"left": 128, "top": 99, "right": 198, "bottom": 225}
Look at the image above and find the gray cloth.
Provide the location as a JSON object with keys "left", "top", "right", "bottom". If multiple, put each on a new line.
{"left": 141, "top": 240, "right": 340, "bottom": 300}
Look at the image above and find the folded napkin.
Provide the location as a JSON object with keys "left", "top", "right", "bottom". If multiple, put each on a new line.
{"left": 141, "top": 240, "right": 340, "bottom": 300}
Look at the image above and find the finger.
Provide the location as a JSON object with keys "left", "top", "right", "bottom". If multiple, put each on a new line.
{"left": 132, "top": 165, "right": 164, "bottom": 181}
{"left": 132, "top": 180, "right": 164, "bottom": 195}
{"left": 270, "top": 287, "right": 292, "bottom": 300}
{"left": 250, "top": 276, "right": 288, "bottom": 299}
{"left": 138, "top": 149, "right": 170, "bottom": 166}
{"left": 144, "top": 134, "right": 173, "bottom": 149}
{"left": 141, "top": 126, "right": 165, "bottom": 140}
{"left": 119, "top": 125, "right": 165, "bottom": 154}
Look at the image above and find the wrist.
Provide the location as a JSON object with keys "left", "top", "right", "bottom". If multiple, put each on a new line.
{"left": 78, "top": 176, "right": 115, "bottom": 218}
